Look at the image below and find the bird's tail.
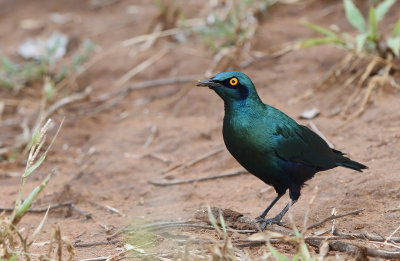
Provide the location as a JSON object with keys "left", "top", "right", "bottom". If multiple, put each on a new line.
{"left": 332, "top": 149, "right": 368, "bottom": 172}
{"left": 336, "top": 160, "right": 368, "bottom": 172}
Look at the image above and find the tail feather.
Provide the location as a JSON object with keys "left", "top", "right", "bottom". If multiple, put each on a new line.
{"left": 336, "top": 160, "right": 368, "bottom": 172}
{"left": 332, "top": 149, "right": 368, "bottom": 172}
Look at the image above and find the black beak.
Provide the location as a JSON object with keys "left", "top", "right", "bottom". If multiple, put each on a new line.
{"left": 196, "top": 78, "right": 221, "bottom": 89}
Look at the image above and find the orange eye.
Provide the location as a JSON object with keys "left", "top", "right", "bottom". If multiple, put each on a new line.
{"left": 229, "top": 78, "right": 238, "bottom": 86}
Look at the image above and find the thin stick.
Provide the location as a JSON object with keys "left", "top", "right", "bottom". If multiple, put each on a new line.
{"left": 84, "top": 74, "right": 199, "bottom": 116}
{"left": 79, "top": 257, "right": 112, "bottom": 261}
{"left": 333, "top": 230, "right": 400, "bottom": 243}
{"left": 149, "top": 170, "right": 248, "bottom": 186}
{"left": 115, "top": 47, "right": 170, "bottom": 88}
{"left": 161, "top": 147, "right": 224, "bottom": 175}
{"left": 306, "top": 208, "right": 364, "bottom": 230}
{"left": 240, "top": 42, "right": 298, "bottom": 68}
{"left": 42, "top": 86, "right": 91, "bottom": 120}
{"left": 385, "top": 224, "right": 400, "bottom": 244}
{"left": 107, "top": 220, "right": 255, "bottom": 240}
{"left": 74, "top": 239, "right": 119, "bottom": 247}
{"left": 97, "top": 74, "right": 201, "bottom": 101}
{"left": 143, "top": 124, "right": 157, "bottom": 148}
{"left": 122, "top": 222, "right": 256, "bottom": 234}
{"left": 57, "top": 28, "right": 185, "bottom": 91}
{"left": 307, "top": 239, "right": 400, "bottom": 259}
{"left": 184, "top": 147, "right": 224, "bottom": 168}
{"left": 122, "top": 28, "right": 181, "bottom": 47}
{"left": 0, "top": 201, "right": 91, "bottom": 219}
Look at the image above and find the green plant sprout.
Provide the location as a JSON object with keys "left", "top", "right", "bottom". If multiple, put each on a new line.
{"left": 0, "top": 39, "right": 95, "bottom": 92}
{"left": 0, "top": 118, "right": 74, "bottom": 260}
{"left": 302, "top": 0, "right": 400, "bottom": 56}
{"left": 301, "top": 0, "right": 400, "bottom": 124}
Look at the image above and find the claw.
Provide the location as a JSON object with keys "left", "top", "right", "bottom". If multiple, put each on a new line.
{"left": 256, "top": 217, "right": 284, "bottom": 231}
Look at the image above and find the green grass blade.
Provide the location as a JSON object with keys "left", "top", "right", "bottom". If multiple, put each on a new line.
{"left": 387, "top": 36, "right": 400, "bottom": 56}
{"left": 1, "top": 56, "right": 19, "bottom": 73}
{"left": 368, "top": 7, "right": 378, "bottom": 42}
{"left": 292, "top": 253, "right": 301, "bottom": 261}
{"left": 23, "top": 154, "right": 46, "bottom": 178}
{"left": 303, "top": 22, "right": 338, "bottom": 38}
{"left": 343, "top": 0, "right": 367, "bottom": 33}
{"left": 300, "top": 37, "right": 346, "bottom": 48}
{"left": 393, "top": 18, "right": 400, "bottom": 37}
{"left": 298, "top": 239, "right": 313, "bottom": 261}
{"left": 0, "top": 76, "right": 13, "bottom": 88}
{"left": 376, "top": 0, "right": 396, "bottom": 21}
{"left": 31, "top": 128, "right": 40, "bottom": 146}
{"left": 356, "top": 32, "right": 368, "bottom": 52}
{"left": 8, "top": 255, "right": 18, "bottom": 261}
{"left": 207, "top": 206, "right": 222, "bottom": 235}
{"left": 219, "top": 214, "right": 227, "bottom": 233}
{"left": 13, "top": 172, "right": 52, "bottom": 224}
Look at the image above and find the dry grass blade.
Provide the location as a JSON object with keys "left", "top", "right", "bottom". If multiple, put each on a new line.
{"left": 384, "top": 224, "right": 400, "bottom": 248}
{"left": 30, "top": 206, "right": 50, "bottom": 244}
{"left": 333, "top": 230, "right": 400, "bottom": 243}
{"left": 149, "top": 170, "right": 248, "bottom": 186}
{"left": 340, "top": 60, "right": 391, "bottom": 126}
{"left": 42, "top": 86, "right": 91, "bottom": 120}
{"left": 73, "top": 239, "right": 119, "bottom": 248}
{"left": 115, "top": 47, "right": 170, "bottom": 88}
{"left": 307, "top": 208, "right": 364, "bottom": 230}
{"left": 161, "top": 147, "right": 224, "bottom": 175}
{"left": 122, "top": 28, "right": 181, "bottom": 47}
{"left": 97, "top": 74, "right": 200, "bottom": 101}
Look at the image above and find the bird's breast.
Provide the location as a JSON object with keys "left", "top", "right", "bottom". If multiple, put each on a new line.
{"left": 222, "top": 115, "right": 275, "bottom": 175}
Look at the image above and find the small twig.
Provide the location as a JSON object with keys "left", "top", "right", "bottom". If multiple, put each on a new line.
{"left": 104, "top": 205, "right": 125, "bottom": 217}
{"left": 42, "top": 86, "right": 92, "bottom": 120}
{"left": 97, "top": 74, "right": 200, "bottom": 102}
{"left": 115, "top": 47, "right": 170, "bottom": 88}
{"left": 161, "top": 147, "right": 224, "bottom": 175}
{"left": 74, "top": 239, "right": 119, "bottom": 247}
{"left": 307, "top": 239, "right": 400, "bottom": 259}
{"left": 185, "top": 147, "right": 224, "bottom": 168}
{"left": 123, "top": 222, "right": 256, "bottom": 234}
{"left": 333, "top": 230, "right": 400, "bottom": 243}
{"left": 0, "top": 201, "right": 91, "bottom": 219}
{"left": 240, "top": 42, "right": 298, "bottom": 68}
{"left": 90, "top": 201, "right": 124, "bottom": 216}
{"left": 79, "top": 257, "right": 113, "bottom": 261}
{"left": 385, "top": 224, "right": 400, "bottom": 245}
{"left": 149, "top": 170, "right": 248, "bottom": 186}
{"left": 330, "top": 208, "right": 337, "bottom": 234}
{"left": 143, "top": 124, "right": 157, "bottom": 148}
{"left": 306, "top": 208, "right": 364, "bottom": 230}
{"left": 108, "top": 220, "right": 255, "bottom": 240}
{"left": 122, "top": 28, "right": 181, "bottom": 47}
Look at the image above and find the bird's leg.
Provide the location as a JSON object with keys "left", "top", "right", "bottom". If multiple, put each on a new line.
{"left": 258, "top": 200, "right": 296, "bottom": 231}
{"left": 257, "top": 193, "right": 283, "bottom": 219}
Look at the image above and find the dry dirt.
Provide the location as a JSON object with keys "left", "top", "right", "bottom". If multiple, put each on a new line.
{"left": 1, "top": 0, "right": 400, "bottom": 260}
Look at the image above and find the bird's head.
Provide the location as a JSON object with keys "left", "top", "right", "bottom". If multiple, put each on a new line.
{"left": 196, "top": 71, "right": 259, "bottom": 103}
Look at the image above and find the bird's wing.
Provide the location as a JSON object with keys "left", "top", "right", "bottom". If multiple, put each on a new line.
{"left": 272, "top": 121, "right": 336, "bottom": 170}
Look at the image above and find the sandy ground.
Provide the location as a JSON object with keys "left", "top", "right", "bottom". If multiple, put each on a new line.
{"left": 1, "top": 0, "right": 400, "bottom": 259}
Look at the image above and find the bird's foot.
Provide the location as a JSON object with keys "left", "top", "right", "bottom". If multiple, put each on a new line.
{"left": 256, "top": 216, "right": 284, "bottom": 231}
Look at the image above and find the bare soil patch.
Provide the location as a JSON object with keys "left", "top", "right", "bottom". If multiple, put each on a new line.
{"left": 1, "top": 0, "right": 399, "bottom": 259}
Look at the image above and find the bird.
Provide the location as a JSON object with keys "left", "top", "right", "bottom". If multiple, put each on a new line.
{"left": 196, "top": 71, "right": 367, "bottom": 230}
